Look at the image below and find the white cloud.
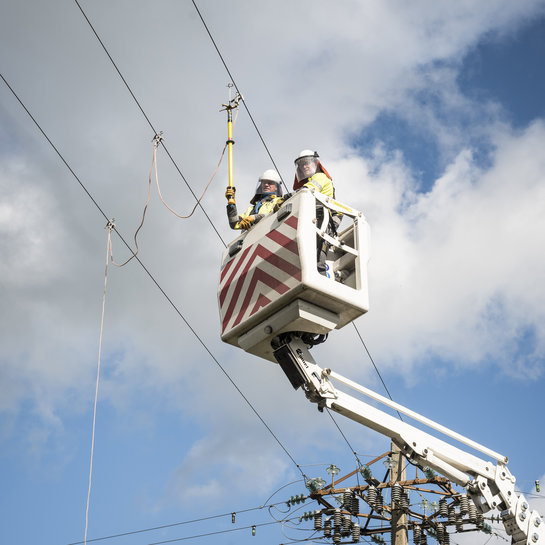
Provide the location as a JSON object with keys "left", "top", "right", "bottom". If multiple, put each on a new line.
{"left": 331, "top": 120, "right": 545, "bottom": 377}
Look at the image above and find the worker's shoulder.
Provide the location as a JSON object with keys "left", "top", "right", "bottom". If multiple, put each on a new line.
{"left": 310, "top": 172, "right": 333, "bottom": 187}
{"left": 305, "top": 173, "right": 334, "bottom": 195}
{"left": 313, "top": 172, "right": 331, "bottom": 182}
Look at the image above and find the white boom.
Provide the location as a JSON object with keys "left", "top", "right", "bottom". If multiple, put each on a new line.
{"left": 272, "top": 334, "right": 544, "bottom": 545}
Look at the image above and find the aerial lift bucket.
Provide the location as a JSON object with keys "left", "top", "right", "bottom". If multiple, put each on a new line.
{"left": 218, "top": 189, "right": 370, "bottom": 362}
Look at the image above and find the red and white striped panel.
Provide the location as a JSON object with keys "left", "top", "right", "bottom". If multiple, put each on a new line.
{"left": 219, "top": 216, "right": 301, "bottom": 336}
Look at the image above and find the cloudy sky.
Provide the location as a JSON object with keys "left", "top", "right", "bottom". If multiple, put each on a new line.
{"left": 2, "top": 1, "right": 545, "bottom": 544}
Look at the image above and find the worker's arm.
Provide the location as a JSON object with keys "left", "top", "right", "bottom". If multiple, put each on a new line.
{"left": 227, "top": 204, "right": 263, "bottom": 230}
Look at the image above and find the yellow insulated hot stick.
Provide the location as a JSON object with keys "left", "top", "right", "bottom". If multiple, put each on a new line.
{"left": 227, "top": 107, "right": 234, "bottom": 190}
{"left": 221, "top": 89, "right": 241, "bottom": 206}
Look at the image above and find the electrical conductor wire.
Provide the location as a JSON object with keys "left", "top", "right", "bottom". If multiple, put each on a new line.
{"left": 352, "top": 322, "right": 403, "bottom": 420}
{"left": 68, "top": 500, "right": 292, "bottom": 545}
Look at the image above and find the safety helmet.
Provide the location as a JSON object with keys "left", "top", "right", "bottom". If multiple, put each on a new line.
{"left": 259, "top": 169, "right": 282, "bottom": 185}
{"left": 295, "top": 149, "right": 319, "bottom": 183}
{"left": 293, "top": 150, "right": 332, "bottom": 190}
{"left": 294, "top": 150, "right": 319, "bottom": 164}
{"left": 251, "top": 169, "right": 282, "bottom": 203}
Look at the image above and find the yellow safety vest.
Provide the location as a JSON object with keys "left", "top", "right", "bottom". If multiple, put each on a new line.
{"left": 233, "top": 195, "right": 284, "bottom": 230}
{"left": 302, "top": 172, "right": 335, "bottom": 198}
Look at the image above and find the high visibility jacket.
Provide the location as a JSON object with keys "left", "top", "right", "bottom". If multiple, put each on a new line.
{"left": 301, "top": 172, "right": 335, "bottom": 198}
{"left": 299, "top": 172, "right": 342, "bottom": 231}
{"left": 227, "top": 195, "right": 284, "bottom": 230}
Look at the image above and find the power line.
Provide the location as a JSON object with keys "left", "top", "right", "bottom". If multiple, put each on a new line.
{"left": 0, "top": 70, "right": 304, "bottom": 478}
{"left": 72, "top": 0, "right": 227, "bottom": 247}
{"left": 146, "top": 519, "right": 293, "bottom": 545}
{"left": 67, "top": 501, "right": 291, "bottom": 544}
{"left": 76, "top": 518, "right": 304, "bottom": 545}
{"left": 352, "top": 322, "right": 403, "bottom": 420}
{"left": 190, "top": 0, "right": 289, "bottom": 193}
{"left": 326, "top": 408, "right": 365, "bottom": 470}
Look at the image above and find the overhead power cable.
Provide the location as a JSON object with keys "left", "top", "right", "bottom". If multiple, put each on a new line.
{"left": 146, "top": 519, "right": 293, "bottom": 545}
{"left": 190, "top": 0, "right": 289, "bottom": 194}
{"left": 325, "top": 408, "right": 365, "bottom": 470}
{"left": 72, "top": 0, "right": 227, "bottom": 247}
{"left": 0, "top": 71, "right": 304, "bottom": 479}
{"left": 68, "top": 500, "right": 291, "bottom": 545}
{"left": 352, "top": 322, "right": 403, "bottom": 420}
{"left": 74, "top": 517, "right": 306, "bottom": 545}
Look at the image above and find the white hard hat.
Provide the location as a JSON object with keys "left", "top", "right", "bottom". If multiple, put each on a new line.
{"left": 258, "top": 169, "right": 282, "bottom": 184}
{"left": 295, "top": 150, "right": 319, "bottom": 164}
{"left": 252, "top": 169, "right": 282, "bottom": 203}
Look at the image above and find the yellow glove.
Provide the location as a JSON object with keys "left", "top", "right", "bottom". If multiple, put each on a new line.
{"left": 239, "top": 215, "right": 255, "bottom": 230}
{"left": 225, "top": 186, "right": 236, "bottom": 205}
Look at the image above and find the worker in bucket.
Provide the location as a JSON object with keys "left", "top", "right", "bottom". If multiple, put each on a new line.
{"left": 293, "top": 150, "right": 342, "bottom": 274}
{"left": 225, "top": 169, "right": 284, "bottom": 230}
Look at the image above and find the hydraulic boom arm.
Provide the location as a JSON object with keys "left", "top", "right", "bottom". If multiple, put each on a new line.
{"left": 273, "top": 334, "right": 544, "bottom": 545}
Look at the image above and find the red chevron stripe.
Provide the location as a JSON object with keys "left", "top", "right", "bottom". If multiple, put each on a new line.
{"left": 250, "top": 293, "right": 271, "bottom": 317}
{"left": 220, "top": 240, "right": 300, "bottom": 309}
{"left": 231, "top": 268, "right": 289, "bottom": 328}
{"left": 220, "top": 243, "right": 301, "bottom": 332}
{"left": 285, "top": 215, "right": 298, "bottom": 229}
{"left": 220, "top": 216, "right": 298, "bottom": 283}
{"left": 219, "top": 246, "right": 251, "bottom": 307}
{"left": 266, "top": 229, "right": 298, "bottom": 254}
{"left": 220, "top": 215, "right": 301, "bottom": 333}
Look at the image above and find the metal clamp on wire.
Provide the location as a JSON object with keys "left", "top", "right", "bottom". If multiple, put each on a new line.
{"left": 220, "top": 84, "right": 243, "bottom": 112}
{"left": 152, "top": 131, "right": 164, "bottom": 148}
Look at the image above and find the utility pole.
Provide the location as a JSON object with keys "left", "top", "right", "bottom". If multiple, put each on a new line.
{"left": 390, "top": 442, "right": 408, "bottom": 545}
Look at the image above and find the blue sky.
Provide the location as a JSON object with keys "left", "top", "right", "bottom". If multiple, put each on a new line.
{"left": 1, "top": 2, "right": 545, "bottom": 545}
{"left": 357, "top": 15, "right": 545, "bottom": 192}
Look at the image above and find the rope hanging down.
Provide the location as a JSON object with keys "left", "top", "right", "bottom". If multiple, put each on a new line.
{"left": 84, "top": 222, "right": 113, "bottom": 545}
{"left": 109, "top": 132, "right": 227, "bottom": 267}
{"left": 153, "top": 132, "right": 227, "bottom": 219}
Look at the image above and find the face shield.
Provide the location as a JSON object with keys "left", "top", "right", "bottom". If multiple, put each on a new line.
{"left": 295, "top": 156, "right": 318, "bottom": 182}
{"left": 253, "top": 179, "right": 281, "bottom": 198}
